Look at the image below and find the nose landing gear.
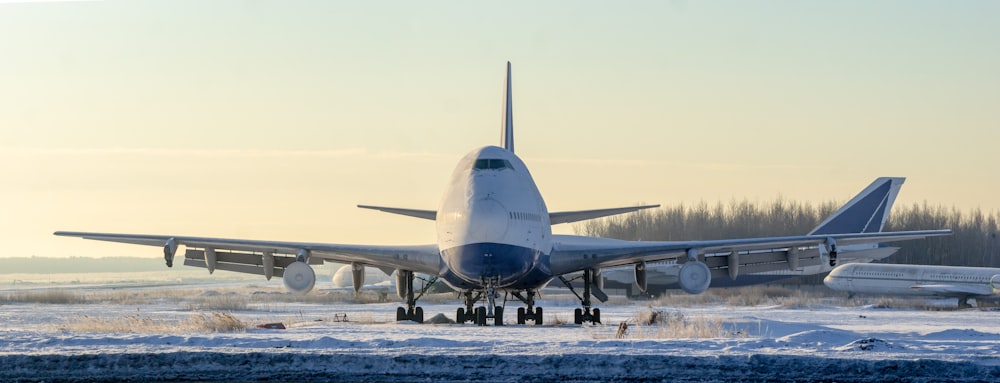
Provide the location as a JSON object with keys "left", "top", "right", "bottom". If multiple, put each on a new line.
{"left": 456, "top": 277, "right": 505, "bottom": 326}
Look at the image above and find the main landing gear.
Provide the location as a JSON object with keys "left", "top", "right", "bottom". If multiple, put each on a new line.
{"left": 512, "top": 290, "right": 543, "bottom": 325}
{"left": 559, "top": 268, "right": 607, "bottom": 325}
{"left": 395, "top": 270, "right": 438, "bottom": 324}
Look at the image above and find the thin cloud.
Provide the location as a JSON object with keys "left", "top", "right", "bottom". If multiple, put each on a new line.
{"left": 1, "top": 147, "right": 454, "bottom": 160}
{"left": 527, "top": 156, "right": 802, "bottom": 171}
{"left": 0, "top": 0, "right": 101, "bottom": 3}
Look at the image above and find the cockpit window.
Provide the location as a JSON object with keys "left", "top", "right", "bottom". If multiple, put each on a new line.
{"left": 473, "top": 158, "right": 513, "bottom": 171}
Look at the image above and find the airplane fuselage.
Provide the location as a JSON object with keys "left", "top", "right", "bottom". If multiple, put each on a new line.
{"left": 436, "top": 146, "right": 554, "bottom": 290}
{"left": 824, "top": 263, "right": 1000, "bottom": 297}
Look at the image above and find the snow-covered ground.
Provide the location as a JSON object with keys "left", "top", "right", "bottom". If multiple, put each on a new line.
{"left": 1, "top": 280, "right": 999, "bottom": 382}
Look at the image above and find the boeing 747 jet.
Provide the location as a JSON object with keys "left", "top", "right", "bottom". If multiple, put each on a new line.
{"left": 56, "top": 63, "right": 951, "bottom": 325}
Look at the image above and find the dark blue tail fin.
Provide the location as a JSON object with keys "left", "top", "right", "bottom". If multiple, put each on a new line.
{"left": 501, "top": 61, "right": 514, "bottom": 153}
{"left": 808, "top": 177, "right": 904, "bottom": 235}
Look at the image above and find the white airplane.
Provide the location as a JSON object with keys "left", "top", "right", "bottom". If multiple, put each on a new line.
{"left": 602, "top": 178, "right": 911, "bottom": 295}
{"left": 55, "top": 62, "right": 951, "bottom": 326}
{"left": 824, "top": 263, "right": 1000, "bottom": 308}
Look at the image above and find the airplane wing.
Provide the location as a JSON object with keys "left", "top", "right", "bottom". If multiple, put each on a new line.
{"left": 548, "top": 229, "right": 953, "bottom": 276}
{"left": 356, "top": 205, "right": 437, "bottom": 220}
{"left": 549, "top": 205, "right": 660, "bottom": 225}
{"left": 53, "top": 231, "right": 442, "bottom": 277}
{"left": 909, "top": 284, "right": 996, "bottom": 297}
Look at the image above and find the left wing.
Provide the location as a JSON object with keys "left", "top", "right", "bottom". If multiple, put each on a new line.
{"left": 549, "top": 205, "right": 660, "bottom": 225}
{"left": 909, "top": 284, "right": 995, "bottom": 297}
{"left": 548, "top": 229, "right": 953, "bottom": 276}
{"left": 53, "top": 231, "right": 442, "bottom": 277}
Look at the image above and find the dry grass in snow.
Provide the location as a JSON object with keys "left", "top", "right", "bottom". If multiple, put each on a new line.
{"left": 55, "top": 312, "right": 247, "bottom": 333}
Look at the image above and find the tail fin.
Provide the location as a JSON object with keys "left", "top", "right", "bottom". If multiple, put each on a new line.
{"left": 808, "top": 177, "right": 905, "bottom": 235}
{"left": 501, "top": 61, "right": 514, "bottom": 153}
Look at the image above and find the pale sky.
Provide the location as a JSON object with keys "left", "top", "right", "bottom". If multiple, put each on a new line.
{"left": 1, "top": 1, "right": 998, "bottom": 259}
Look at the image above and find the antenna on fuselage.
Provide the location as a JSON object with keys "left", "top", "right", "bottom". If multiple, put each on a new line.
{"left": 501, "top": 61, "right": 514, "bottom": 153}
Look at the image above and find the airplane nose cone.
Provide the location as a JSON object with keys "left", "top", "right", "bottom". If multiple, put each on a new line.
{"left": 466, "top": 198, "right": 509, "bottom": 242}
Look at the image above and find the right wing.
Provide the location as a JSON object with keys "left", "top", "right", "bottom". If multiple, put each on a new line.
{"left": 356, "top": 205, "right": 437, "bottom": 220}
{"left": 53, "top": 231, "right": 442, "bottom": 278}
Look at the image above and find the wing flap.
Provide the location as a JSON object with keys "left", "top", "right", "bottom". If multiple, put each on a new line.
{"left": 185, "top": 256, "right": 285, "bottom": 278}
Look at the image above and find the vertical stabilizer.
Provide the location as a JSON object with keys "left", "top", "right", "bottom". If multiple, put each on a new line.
{"left": 501, "top": 61, "right": 514, "bottom": 153}
{"left": 809, "top": 177, "right": 905, "bottom": 235}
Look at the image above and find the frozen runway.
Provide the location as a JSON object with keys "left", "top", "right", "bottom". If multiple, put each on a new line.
{"left": 1, "top": 283, "right": 999, "bottom": 382}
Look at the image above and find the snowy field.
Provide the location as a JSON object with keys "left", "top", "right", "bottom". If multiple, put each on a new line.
{"left": 1, "top": 278, "right": 999, "bottom": 382}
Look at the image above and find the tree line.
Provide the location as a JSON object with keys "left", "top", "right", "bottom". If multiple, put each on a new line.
{"left": 579, "top": 199, "right": 1000, "bottom": 271}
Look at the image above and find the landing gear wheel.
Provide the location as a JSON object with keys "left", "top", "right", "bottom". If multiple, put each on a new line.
{"left": 494, "top": 306, "right": 504, "bottom": 326}
{"left": 395, "top": 306, "right": 424, "bottom": 323}
{"left": 535, "top": 307, "right": 543, "bottom": 325}
{"left": 592, "top": 308, "right": 601, "bottom": 324}
{"left": 517, "top": 307, "right": 526, "bottom": 325}
{"left": 457, "top": 308, "right": 466, "bottom": 324}
{"left": 574, "top": 308, "right": 583, "bottom": 325}
{"left": 475, "top": 307, "right": 487, "bottom": 326}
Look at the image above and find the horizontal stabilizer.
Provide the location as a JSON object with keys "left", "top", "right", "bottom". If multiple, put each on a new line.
{"left": 549, "top": 205, "right": 659, "bottom": 225}
{"left": 357, "top": 205, "right": 437, "bottom": 221}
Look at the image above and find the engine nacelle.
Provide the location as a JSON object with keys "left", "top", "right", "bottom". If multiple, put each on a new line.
{"left": 826, "top": 237, "right": 838, "bottom": 267}
{"left": 351, "top": 262, "right": 365, "bottom": 293}
{"left": 634, "top": 262, "right": 648, "bottom": 293}
{"left": 991, "top": 274, "right": 1000, "bottom": 293}
{"left": 283, "top": 261, "right": 316, "bottom": 294}
{"left": 678, "top": 260, "right": 711, "bottom": 295}
{"left": 163, "top": 238, "right": 178, "bottom": 267}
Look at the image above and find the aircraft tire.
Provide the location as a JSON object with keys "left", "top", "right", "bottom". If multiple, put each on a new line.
{"left": 457, "top": 308, "right": 466, "bottom": 324}
{"left": 415, "top": 307, "right": 424, "bottom": 324}
{"left": 535, "top": 307, "right": 543, "bottom": 325}
{"left": 574, "top": 308, "right": 583, "bottom": 325}
{"left": 517, "top": 307, "right": 526, "bottom": 324}
{"left": 475, "top": 307, "right": 487, "bottom": 326}
{"left": 494, "top": 306, "right": 504, "bottom": 326}
{"left": 396, "top": 307, "right": 406, "bottom": 322}
{"left": 593, "top": 308, "right": 601, "bottom": 324}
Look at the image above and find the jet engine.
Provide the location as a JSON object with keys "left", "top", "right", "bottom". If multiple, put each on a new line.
{"left": 991, "top": 274, "right": 1000, "bottom": 294}
{"left": 678, "top": 260, "right": 711, "bottom": 295}
{"left": 283, "top": 261, "right": 316, "bottom": 294}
